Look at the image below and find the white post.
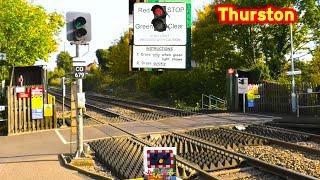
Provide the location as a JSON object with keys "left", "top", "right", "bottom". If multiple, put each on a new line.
{"left": 75, "top": 44, "right": 84, "bottom": 158}
{"left": 62, "top": 77, "right": 66, "bottom": 127}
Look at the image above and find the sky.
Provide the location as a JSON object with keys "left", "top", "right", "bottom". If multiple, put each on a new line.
{"left": 32, "top": 0, "right": 213, "bottom": 70}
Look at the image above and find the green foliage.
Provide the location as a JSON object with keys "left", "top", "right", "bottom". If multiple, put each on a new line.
{"left": 48, "top": 67, "right": 65, "bottom": 86}
{"left": 94, "top": 32, "right": 130, "bottom": 76}
{"left": 308, "top": 46, "right": 320, "bottom": 85}
{"left": 95, "top": 49, "right": 109, "bottom": 71}
{"left": 49, "top": 78, "right": 61, "bottom": 87}
{"left": 278, "top": 46, "right": 320, "bottom": 87}
{"left": 107, "top": 32, "right": 130, "bottom": 76}
{"left": 0, "top": 0, "right": 64, "bottom": 79}
{"left": 149, "top": 68, "right": 217, "bottom": 105}
{"left": 84, "top": 68, "right": 113, "bottom": 92}
{"left": 56, "top": 51, "right": 72, "bottom": 75}
{"left": 193, "top": 0, "right": 320, "bottom": 79}
{"left": 87, "top": 1, "right": 319, "bottom": 107}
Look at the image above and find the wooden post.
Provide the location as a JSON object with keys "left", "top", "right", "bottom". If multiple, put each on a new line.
{"left": 14, "top": 89, "right": 18, "bottom": 134}
{"left": 53, "top": 96, "right": 57, "bottom": 129}
{"left": 71, "top": 83, "right": 77, "bottom": 134}
{"left": 10, "top": 87, "right": 14, "bottom": 134}
{"left": 7, "top": 87, "right": 11, "bottom": 135}
{"left": 18, "top": 97, "right": 22, "bottom": 132}
{"left": 23, "top": 97, "right": 26, "bottom": 132}
{"left": 27, "top": 91, "right": 31, "bottom": 132}
{"left": 36, "top": 117, "right": 40, "bottom": 131}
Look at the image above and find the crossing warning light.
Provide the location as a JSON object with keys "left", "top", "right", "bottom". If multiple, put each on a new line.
{"left": 151, "top": 5, "right": 167, "bottom": 32}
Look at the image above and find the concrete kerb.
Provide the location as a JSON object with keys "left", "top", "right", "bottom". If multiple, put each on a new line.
{"left": 59, "top": 154, "right": 113, "bottom": 180}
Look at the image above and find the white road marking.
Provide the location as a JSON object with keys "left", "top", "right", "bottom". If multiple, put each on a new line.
{"left": 65, "top": 135, "right": 127, "bottom": 144}
{"left": 55, "top": 129, "right": 67, "bottom": 144}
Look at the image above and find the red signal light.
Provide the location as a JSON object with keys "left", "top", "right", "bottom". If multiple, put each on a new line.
{"left": 154, "top": 7, "right": 165, "bottom": 17}
{"left": 151, "top": 5, "right": 166, "bottom": 18}
{"left": 151, "top": 5, "right": 167, "bottom": 32}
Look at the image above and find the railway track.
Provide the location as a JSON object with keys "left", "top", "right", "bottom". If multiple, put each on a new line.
{"left": 54, "top": 94, "right": 131, "bottom": 125}
{"left": 50, "top": 89, "right": 196, "bottom": 123}
{"left": 49, "top": 88, "right": 196, "bottom": 120}
{"left": 184, "top": 127, "right": 320, "bottom": 178}
{"left": 49, "top": 88, "right": 320, "bottom": 179}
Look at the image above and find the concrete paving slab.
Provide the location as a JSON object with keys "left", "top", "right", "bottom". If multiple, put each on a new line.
{"left": 0, "top": 155, "right": 87, "bottom": 180}
{"left": 0, "top": 131, "right": 68, "bottom": 160}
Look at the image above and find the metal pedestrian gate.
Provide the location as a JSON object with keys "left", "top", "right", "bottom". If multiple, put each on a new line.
{"left": 7, "top": 86, "right": 57, "bottom": 135}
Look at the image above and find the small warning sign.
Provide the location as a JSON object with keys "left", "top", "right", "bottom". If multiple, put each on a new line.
{"left": 44, "top": 104, "right": 53, "bottom": 117}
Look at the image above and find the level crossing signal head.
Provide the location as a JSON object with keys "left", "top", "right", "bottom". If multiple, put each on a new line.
{"left": 66, "top": 12, "right": 91, "bottom": 42}
{"left": 151, "top": 5, "right": 167, "bottom": 32}
{"left": 74, "top": 17, "right": 87, "bottom": 39}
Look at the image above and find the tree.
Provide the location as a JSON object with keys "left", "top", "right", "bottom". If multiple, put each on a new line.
{"left": 0, "top": 0, "right": 64, "bottom": 79}
{"left": 56, "top": 51, "right": 72, "bottom": 74}
{"left": 192, "top": 0, "right": 320, "bottom": 79}
{"left": 95, "top": 49, "right": 109, "bottom": 71}
{"left": 309, "top": 46, "right": 320, "bottom": 85}
{"left": 107, "top": 32, "right": 130, "bottom": 76}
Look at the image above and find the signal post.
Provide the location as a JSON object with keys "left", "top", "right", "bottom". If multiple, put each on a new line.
{"left": 66, "top": 12, "right": 91, "bottom": 158}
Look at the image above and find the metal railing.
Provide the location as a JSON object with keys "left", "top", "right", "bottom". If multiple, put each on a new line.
{"left": 201, "top": 94, "right": 227, "bottom": 110}
{"left": 297, "top": 92, "right": 320, "bottom": 117}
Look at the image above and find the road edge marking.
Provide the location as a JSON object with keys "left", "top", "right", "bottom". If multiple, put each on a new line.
{"left": 55, "top": 129, "right": 67, "bottom": 144}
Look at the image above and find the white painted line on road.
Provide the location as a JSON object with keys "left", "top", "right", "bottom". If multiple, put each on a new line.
{"left": 55, "top": 129, "right": 67, "bottom": 144}
{"left": 64, "top": 135, "right": 126, "bottom": 144}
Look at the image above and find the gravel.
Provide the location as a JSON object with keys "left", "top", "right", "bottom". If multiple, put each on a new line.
{"left": 237, "top": 145, "right": 320, "bottom": 178}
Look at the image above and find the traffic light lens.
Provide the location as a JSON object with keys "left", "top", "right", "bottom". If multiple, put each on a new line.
{"left": 152, "top": 5, "right": 166, "bottom": 17}
{"left": 75, "top": 28, "right": 87, "bottom": 37}
{"left": 74, "top": 17, "right": 86, "bottom": 29}
{"left": 154, "top": 8, "right": 165, "bottom": 17}
{"left": 152, "top": 19, "right": 166, "bottom": 32}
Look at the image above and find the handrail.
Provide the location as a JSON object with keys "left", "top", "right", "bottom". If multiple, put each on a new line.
{"left": 297, "top": 92, "right": 320, "bottom": 118}
{"left": 209, "top": 95, "right": 226, "bottom": 104}
{"left": 202, "top": 94, "right": 227, "bottom": 110}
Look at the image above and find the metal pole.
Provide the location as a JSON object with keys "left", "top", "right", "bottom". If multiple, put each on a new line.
{"left": 75, "top": 44, "right": 84, "bottom": 158}
{"left": 62, "top": 77, "right": 66, "bottom": 127}
{"left": 297, "top": 93, "right": 299, "bottom": 118}
{"left": 243, "top": 93, "right": 246, "bottom": 114}
{"left": 290, "top": 23, "right": 297, "bottom": 112}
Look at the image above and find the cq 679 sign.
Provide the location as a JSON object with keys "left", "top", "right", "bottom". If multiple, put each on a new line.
{"left": 74, "top": 66, "right": 86, "bottom": 78}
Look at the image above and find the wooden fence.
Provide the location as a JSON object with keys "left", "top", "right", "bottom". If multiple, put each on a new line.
{"left": 7, "top": 86, "right": 57, "bottom": 135}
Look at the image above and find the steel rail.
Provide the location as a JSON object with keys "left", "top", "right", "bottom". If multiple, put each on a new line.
{"left": 173, "top": 132, "right": 318, "bottom": 180}
{"left": 49, "top": 88, "right": 318, "bottom": 179}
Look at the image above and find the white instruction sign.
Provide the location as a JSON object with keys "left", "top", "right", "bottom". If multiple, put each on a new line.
{"left": 238, "top": 78, "right": 248, "bottom": 94}
{"left": 133, "top": 46, "right": 186, "bottom": 69}
{"left": 134, "top": 3, "right": 186, "bottom": 45}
